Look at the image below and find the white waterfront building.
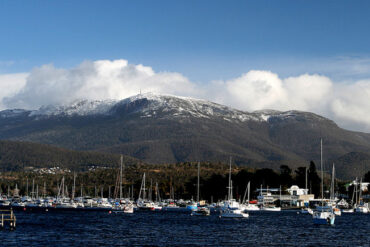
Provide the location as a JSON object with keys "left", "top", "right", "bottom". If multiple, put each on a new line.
{"left": 287, "top": 185, "right": 309, "bottom": 196}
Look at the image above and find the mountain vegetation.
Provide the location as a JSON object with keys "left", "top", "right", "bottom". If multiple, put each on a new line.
{"left": 0, "top": 140, "right": 142, "bottom": 171}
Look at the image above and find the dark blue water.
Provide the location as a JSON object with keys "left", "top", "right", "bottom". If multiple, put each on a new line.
{"left": 1, "top": 210, "right": 369, "bottom": 246}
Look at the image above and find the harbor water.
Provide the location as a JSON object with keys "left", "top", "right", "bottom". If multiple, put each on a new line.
{"left": 1, "top": 210, "right": 369, "bottom": 246}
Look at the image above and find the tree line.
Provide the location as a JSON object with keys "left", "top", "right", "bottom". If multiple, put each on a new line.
{"left": 2, "top": 161, "right": 368, "bottom": 201}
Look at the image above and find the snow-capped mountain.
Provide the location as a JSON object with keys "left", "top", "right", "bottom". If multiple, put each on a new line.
{"left": 0, "top": 92, "right": 328, "bottom": 124}
{"left": 0, "top": 93, "right": 369, "bottom": 179}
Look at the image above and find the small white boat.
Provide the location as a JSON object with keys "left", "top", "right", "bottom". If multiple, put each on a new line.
{"left": 220, "top": 208, "right": 249, "bottom": 218}
{"left": 261, "top": 206, "right": 281, "bottom": 211}
{"left": 244, "top": 204, "right": 260, "bottom": 211}
{"left": 123, "top": 204, "right": 134, "bottom": 213}
{"left": 342, "top": 208, "right": 354, "bottom": 213}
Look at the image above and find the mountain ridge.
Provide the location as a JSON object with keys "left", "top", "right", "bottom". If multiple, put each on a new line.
{"left": 0, "top": 93, "right": 369, "bottom": 179}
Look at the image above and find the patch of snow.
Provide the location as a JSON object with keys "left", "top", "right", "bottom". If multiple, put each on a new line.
{"left": 30, "top": 99, "right": 117, "bottom": 116}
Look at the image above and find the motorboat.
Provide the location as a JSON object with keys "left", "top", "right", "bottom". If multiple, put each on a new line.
{"left": 191, "top": 207, "right": 210, "bottom": 216}
{"left": 313, "top": 209, "right": 335, "bottom": 225}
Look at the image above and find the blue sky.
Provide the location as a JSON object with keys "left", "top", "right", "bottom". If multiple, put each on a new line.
{"left": 1, "top": 0, "right": 370, "bottom": 81}
{"left": 2, "top": 0, "right": 370, "bottom": 132}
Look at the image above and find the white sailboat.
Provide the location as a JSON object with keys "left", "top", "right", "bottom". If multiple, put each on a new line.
{"left": 191, "top": 162, "right": 210, "bottom": 216}
{"left": 355, "top": 178, "right": 369, "bottom": 214}
{"left": 137, "top": 173, "right": 156, "bottom": 211}
{"left": 329, "top": 164, "right": 341, "bottom": 216}
{"left": 242, "top": 181, "right": 259, "bottom": 211}
{"left": 220, "top": 158, "right": 249, "bottom": 218}
{"left": 301, "top": 167, "right": 313, "bottom": 214}
{"left": 312, "top": 139, "right": 335, "bottom": 225}
{"left": 113, "top": 155, "right": 134, "bottom": 213}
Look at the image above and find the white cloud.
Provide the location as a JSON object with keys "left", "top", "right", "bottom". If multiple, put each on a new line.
{"left": 0, "top": 73, "right": 28, "bottom": 109}
{"left": 2, "top": 59, "right": 370, "bottom": 132}
{"left": 206, "top": 70, "right": 370, "bottom": 132}
{"left": 330, "top": 80, "right": 370, "bottom": 130}
{"left": 224, "top": 70, "right": 288, "bottom": 111}
{"left": 3, "top": 59, "right": 197, "bottom": 109}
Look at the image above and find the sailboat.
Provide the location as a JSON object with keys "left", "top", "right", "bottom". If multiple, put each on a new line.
{"left": 137, "top": 173, "right": 156, "bottom": 211}
{"left": 152, "top": 182, "right": 162, "bottom": 211}
{"left": 112, "top": 155, "right": 134, "bottom": 213}
{"left": 55, "top": 177, "right": 78, "bottom": 209}
{"left": 355, "top": 178, "right": 369, "bottom": 214}
{"left": 312, "top": 139, "right": 335, "bottom": 225}
{"left": 191, "top": 162, "right": 210, "bottom": 216}
{"left": 301, "top": 167, "right": 313, "bottom": 214}
{"left": 242, "top": 181, "right": 259, "bottom": 211}
{"left": 329, "top": 164, "right": 341, "bottom": 216}
{"left": 220, "top": 158, "right": 249, "bottom": 218}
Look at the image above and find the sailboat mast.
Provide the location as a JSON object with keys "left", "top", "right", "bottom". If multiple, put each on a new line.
{"left": 305, "top": 167, "right": 308, "bottom": 193}
{"left": 354, "top": 178, "right": 358, "bottom": 206}
{"left": 119, "top": 155, "right": 123, "bottom": 199}
{"left": 138, "top": 173, "right": 145, "bottom": 200}
{"left": 228, "top": 157, "right": 232, "bottom": 201}
{"left": 330, "top": 163, "right": 335, "bottom": 201}
{"left": 279, "top": 185, "right": 282, "bottom": 201}
{"left": 155, "top": 182, "right": 158, "bottom": 202}
{"left": 32, "top": 179, "right": 35, "bottom": 199}
{"left": 43, "top": 181, "right": 46, "bottom": 198}
{"left": 320, "top": 139, "right": 324, "bottom": 205}
{"left": 62, "top": 177, "right": 65, "bottom": 198}
{"left": 247, "top": 181, "right": 250, "bottom": 204}
{"left": 359, "top": 178, "right": 363, "bottom": 205}
{"left": 149, "top": 179, "right": 153, "bottom": 201}
{"left": 143, "top": 173, "right": 146, "bottom": 200}
{"left": 72, "top": 172, "right": 76, "bottom": 200}
{"left": 197, "top": 162, "right": 200, "bottom": 203}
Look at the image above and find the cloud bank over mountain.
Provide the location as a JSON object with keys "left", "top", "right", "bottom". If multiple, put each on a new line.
{"left": 1, "top": 59, "right": 370, "bottom": 132}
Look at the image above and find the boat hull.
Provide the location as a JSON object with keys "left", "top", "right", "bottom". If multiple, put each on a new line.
{"left": 313, "top": 217, "right": 335, "bottom": 225}
{"left": 313, "top": 211, "right": 335, "bottom": 225}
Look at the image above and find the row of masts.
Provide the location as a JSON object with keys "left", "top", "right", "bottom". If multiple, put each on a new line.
{"left": 137, "top": 173, "right": 162, "bottom": 202}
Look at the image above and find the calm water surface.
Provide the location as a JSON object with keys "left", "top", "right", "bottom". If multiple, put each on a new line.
{"left": 1, "top": 210, "right": 369, "bottom": 246}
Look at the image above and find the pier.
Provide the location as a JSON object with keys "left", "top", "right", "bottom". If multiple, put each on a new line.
{"left": 0, "top": 208, "right": 16, "bottom": 230}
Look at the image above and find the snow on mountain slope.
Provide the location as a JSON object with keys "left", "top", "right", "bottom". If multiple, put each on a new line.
{"left": 115, "top": 93, "right": 262, "bottom": 122}
{"left": 29, "top": 99, "right": 117, "bottom": 116}
{"left": 0, "top": 92, "right": 323, "bottom": 123}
